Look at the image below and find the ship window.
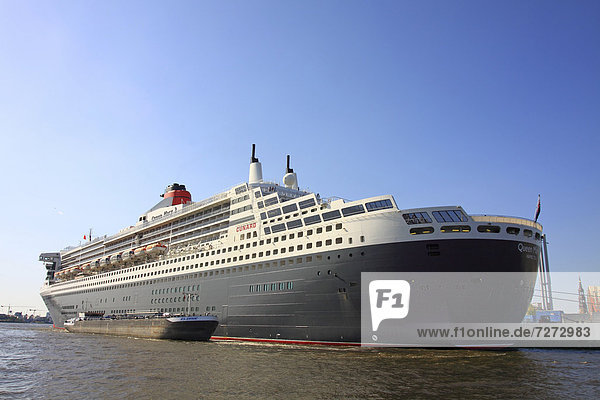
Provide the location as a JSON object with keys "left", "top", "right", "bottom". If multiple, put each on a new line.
{"left": 260, "top": 212, "right": 267, "bottom": 220}
{"left": 342, "top": 205, "right": 365, "bottom": 217}
{"left": 317, "top": 227, "right": 323, "bottom": 234}
{"left": 289, "top": 233, "right": 295, "bottom": 239}
{"left": 365, "top": 199, "right": 393, "bottom": 212}
{"left": 306, "top": 256, "right": 312, "bottom": 263}
{"left": 266, "top": 250, "right": 271, "bottom": 256}
{"left": 316, "top": 241, "right": 323, "bottom": 247}
{"left": 273, "top": 249, "right": 278, "bottom": 255}
{"left": 524, "top": 229, "right": 533, "bottom": 237}
{"left": 268, "top": 208, "right": 282, "bottom": 218}
{"left": 271, "top": 223, "right": 286, "bottom": 233}
{"left": 410, "top": 227, "right": 434, "bottom": 235}
{"left": 535, "top": 232, "right": 541, "bottom": 240}
{"left": 255, "top": 191, "right": 262, "bottom": 198}
{"left": 282, "top": 235, "right": 287, "bottom": 241}
{"left": 299, "top": 198, "right": 316, "bottom": 209}
{"left": 402, "top": 212, "right": 431, "bottom": 225}
{"left": 440, "top": 225, "right": 471, "bottom": 233}
{"left": 297, "top": 245, "right": 303, "bottom": 251}
{"left": 282, "top": 203, "right": 298, "bottom": 214}
{"left": 297, "top": 232, "right": 303, "bottom": 238}
{"left": 322, "top": 210, "right": 341, "bottom": 221}
{"left": 506, "top": 227, "right": 520, "bottom": 235}
{"left": 336, "top": 238, "right": 343, "bottom": 244}
{"left": 264, "top": 197, "right": 279, "bottom": 207}
{"left": 307, "top": 229, "right": 313, "bottom": 236}
{"left": 304, "top": 215, "right": 321, "bottom": 226}
{"left": 326, "top": 225, "right": 332, "bottom": 232}
{"left": 477, "top": 225, "right": 501, "bottom": 233}
{"left": 326, "top": 239, "right": 332, "bottom": 245}
{"left": 307, "top": 243, "right": 313, "bottom": 249}
{"left": 433, "top": 210, "right": 468, "bottom": 223}
{"left": 274, "top": 237, "right": 279, "bottom": 243}
{"left": 287, "top": 219, "right": 303, "bottom": 230}
{"left": 281, "top": 248, "right": 286, "bottom": 254}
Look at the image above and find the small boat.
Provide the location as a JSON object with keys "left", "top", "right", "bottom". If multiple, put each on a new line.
{"left": 133, "top": 246, "right": 146, "bottom": 257}
{"left": 109, "top": 253, "right": 122, "bottom": 265}
{"left": 121, "top": 250, "right": 134, "bottom": 262}
{"left": 64, "top": 314, "right": 219, "bottom": 341}
{"left": 145, "top": 242, "right": 167, "bottom": 255}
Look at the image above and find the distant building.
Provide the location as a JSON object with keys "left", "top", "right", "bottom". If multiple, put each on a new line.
{"left": 588, "top": 286, "right": 600, "bottom": 313}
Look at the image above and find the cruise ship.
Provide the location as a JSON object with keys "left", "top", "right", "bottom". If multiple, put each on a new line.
{"left": 39, "top": 145, "right": 543, "bottom": 344}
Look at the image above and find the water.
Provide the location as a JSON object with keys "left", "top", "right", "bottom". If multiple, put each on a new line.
{"left": 1, "top": 323, "right": 598, "bottom": 399}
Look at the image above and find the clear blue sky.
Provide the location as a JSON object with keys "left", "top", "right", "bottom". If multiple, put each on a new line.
{"left": 0, "top": 1, "right": 598, "bottom": 315}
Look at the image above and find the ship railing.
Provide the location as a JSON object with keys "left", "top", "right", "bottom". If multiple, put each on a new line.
{"left": 103, "top": 192, "right": 230, "bottom": 244}
{"left": 471, "top": 215, "right": 542, "bottom": 231}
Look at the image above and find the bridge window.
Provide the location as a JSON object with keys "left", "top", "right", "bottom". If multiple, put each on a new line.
{"left": 402, "top": 212, "right": 432, "bottom": 225}
{"left": 342, "top": 205, "right": 365, "bottom": 217}
{"left": 432, "top": 210, "right": 468, "bottom": 223}
{"left": 365, "top": 199, "right": 393, "bottom": 212}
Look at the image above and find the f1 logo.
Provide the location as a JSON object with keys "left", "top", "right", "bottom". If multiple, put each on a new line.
{"left": 369, "top": 280, "right": 411, "bottom": 331}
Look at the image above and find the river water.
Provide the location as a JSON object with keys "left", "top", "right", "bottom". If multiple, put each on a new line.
{"left": 1, "top": 323, "right": 598, "bottom": 399}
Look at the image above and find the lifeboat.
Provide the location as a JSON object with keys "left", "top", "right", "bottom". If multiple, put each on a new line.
{"left": 145, "top": 242, "right": 167, "bottom": 255}
{"left": 99, "top": 257, "right": 108, "bottom": 267}
{"left": 64, "top": 266, "right": 78, "bottom": 278}
{"left": 109, "top": 253, "right": 122, "bottom": 265}
{"left": 82, "top": 263, "right": 91, "bottom": 271}
{"left": 91, "top": 259, "right": 100, "bottom": 269}
{"left": 122, "top": 250, "right": 134, "bottom": 262}
{"left": 133, "top": 246, "right": 146, "bottom": 257}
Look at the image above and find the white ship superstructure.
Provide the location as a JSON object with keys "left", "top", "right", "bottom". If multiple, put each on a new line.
{"left": 40, "top": 145, "right": 543, "bottom": 343}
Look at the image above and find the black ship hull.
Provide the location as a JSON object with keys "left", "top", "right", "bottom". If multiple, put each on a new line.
{"left": 44, "top": 238, "right": 539, "bottom": 343}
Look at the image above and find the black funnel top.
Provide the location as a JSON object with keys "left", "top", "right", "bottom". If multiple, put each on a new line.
{"left": 251, "top": 144, "right": 259, "bottom": 163}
